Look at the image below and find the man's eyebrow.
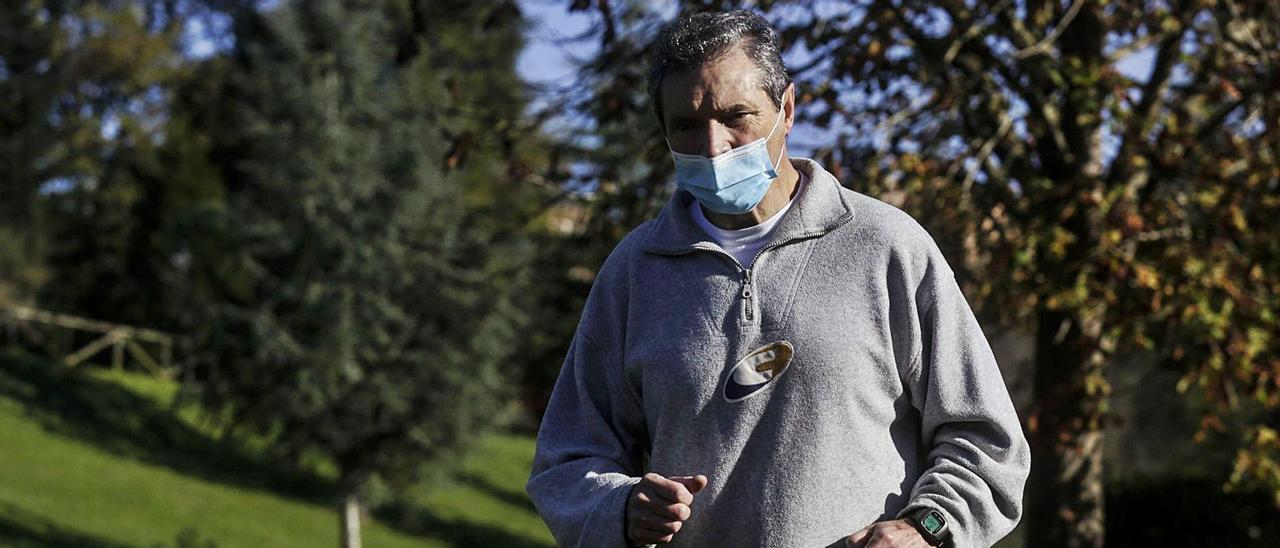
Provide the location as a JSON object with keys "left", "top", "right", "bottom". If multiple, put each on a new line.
{"left": 667, "top": 104, "right": 758, "bottom": 124}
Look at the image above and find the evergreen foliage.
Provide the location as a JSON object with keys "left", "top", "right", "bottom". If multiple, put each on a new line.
{"left": 178, "top": 0, "right": 537, "bottom": 542}
{"left": 3, "top": 0, "right": 545, "bottom": 544}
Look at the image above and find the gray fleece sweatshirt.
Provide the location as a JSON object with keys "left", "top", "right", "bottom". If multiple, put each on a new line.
{"left": 527, "top": 158, "right": 1030, "bottom": 548}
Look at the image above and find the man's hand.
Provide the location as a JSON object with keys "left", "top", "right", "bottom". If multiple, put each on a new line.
{"left": 846, "top": 519, "right": 932, "bottom": 548}
{"left": 625, "top": 472, "right": 708, "bottom": 545}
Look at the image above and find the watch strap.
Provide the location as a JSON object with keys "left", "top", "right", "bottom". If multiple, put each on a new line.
{"left": 905, "top": 506, "right": 949, "bottom": 547}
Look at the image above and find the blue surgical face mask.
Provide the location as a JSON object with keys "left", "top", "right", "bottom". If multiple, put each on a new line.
{"left": 670, "top": 107, "right": 786, "bottom": 215}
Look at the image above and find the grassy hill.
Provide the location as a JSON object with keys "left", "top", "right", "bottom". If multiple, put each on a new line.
{"left": 0, "top": 349, "right": 554, "bottom": 548}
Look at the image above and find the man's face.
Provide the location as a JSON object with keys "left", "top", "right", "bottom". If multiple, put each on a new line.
{"left": 661, "top": 44, "right": 792, "bottom": 159}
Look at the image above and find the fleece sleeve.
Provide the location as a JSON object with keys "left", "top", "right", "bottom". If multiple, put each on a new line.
{"left": 896, "top": 256, "right": 1032, "bottom": 548}
{"left": 526, "top": 329, "right": 648, "bottom": 548}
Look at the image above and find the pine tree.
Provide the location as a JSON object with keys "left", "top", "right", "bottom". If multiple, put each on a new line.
{"left": 186, "top": 1, "right": 533, "bottom": 546}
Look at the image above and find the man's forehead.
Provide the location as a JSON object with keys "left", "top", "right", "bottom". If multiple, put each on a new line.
{"left": 660, "top": 46, "right": 772, "bottom": 114}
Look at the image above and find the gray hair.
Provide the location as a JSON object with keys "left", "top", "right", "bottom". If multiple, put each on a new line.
{"left": 647, "top": 9, "right": 792, "bottom": 129}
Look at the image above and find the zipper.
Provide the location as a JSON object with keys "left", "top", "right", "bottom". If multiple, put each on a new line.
{"left": 736, "top": 236, "right": 799, "bottom": 324}
{"left": 691, "top": 244, "right": 755, "bottom": 324}
{"left": 693, "top": 228, "right": 829, "bottom": 325}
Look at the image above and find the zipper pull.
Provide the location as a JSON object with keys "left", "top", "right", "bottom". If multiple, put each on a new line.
{"left": 742, "top": 269, "right": 754, "bottom": 321}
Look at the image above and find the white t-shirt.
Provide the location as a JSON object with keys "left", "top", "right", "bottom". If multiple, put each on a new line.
{"left": 690, "top": 172, "right": 808, "bottom": 268}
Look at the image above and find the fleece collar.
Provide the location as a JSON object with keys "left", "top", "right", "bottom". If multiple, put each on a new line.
{"left": 640, "top": 157, "right": 855, "bottom": 256}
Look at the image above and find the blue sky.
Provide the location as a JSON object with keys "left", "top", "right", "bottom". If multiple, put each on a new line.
{"left": 515, "top": 0, "right": 601, "bottom": 86}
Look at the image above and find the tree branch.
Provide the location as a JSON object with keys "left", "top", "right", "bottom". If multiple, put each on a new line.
{"left": 940, "top": 1, "right": 1012, "bottom": 64}
{"left": 1015, "top": 0, "right": 1085, "bottom": 59}
{"left": 963, "top": 113, "right": 1015, "bottom": 192}
{"left": 1105, "top": 21, "right": 1188, "bottom": 189}
{"left": 996, "top": 1, "right": 1039, "bottom": 51}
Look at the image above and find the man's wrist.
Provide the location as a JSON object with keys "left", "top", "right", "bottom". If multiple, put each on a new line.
{"left": 623, "top": 481, "right": 656, "bottom": 548}
{"left": 903, "top": 506, "right": 950, "bottom": 547}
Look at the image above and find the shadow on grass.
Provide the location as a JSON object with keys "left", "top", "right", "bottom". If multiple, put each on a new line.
{"left": 374, "top": 499, "right": 552, "bottom": 548}
{"left": 0, "top": 501, "right": 135, "bottom": 548}
{"left": 455, "top": 471, "right": 538, "bottom": 512}
{"left": 0, "top": 501, "right": 222, "bottom": 548}
{"left": 0, "top": 349, "right": 334, "bottom": 505}
{"left": 0, "top": 349, "right": 547, "bottom": 547}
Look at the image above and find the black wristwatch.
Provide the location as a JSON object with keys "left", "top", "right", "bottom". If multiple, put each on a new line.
{"left": 905, "top": 506, "right": 950, "bottom": 547}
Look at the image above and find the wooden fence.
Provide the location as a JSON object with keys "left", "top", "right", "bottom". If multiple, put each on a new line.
{"left": 0, "top": 305, "right": 175, "bottom": 378}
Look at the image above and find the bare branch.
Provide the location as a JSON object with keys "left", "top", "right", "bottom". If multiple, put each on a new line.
{"left": 963, "top": 113, "right": 1015, "bottom": 192}
{"left": 1015, "top": 0, "right": 1085, "bottom": 59}
{"left": 595, "top": 0, "right": 617, "bottom": 47}
{"left": 1196, "top": 98, "right": 1247, "bottom": 142}
{"left": 941, "top": 0, "right": 1012, "bottom": 64}
{"left": 1105, "top": 22, "right": 1188, "bottom": 188}
{"left": 873, "top": 92, "right": 939, "bottom": 152}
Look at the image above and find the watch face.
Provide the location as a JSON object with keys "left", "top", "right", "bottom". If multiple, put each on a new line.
{"left": 921, "top": 512, "right": 944, "bottom": 534}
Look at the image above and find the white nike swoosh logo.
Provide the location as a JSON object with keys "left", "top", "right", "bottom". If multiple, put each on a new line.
{"left": 723, "top": 341, "right": 794, "bottom": 403}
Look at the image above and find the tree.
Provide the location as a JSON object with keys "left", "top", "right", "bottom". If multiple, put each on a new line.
{"left": 184, "top": 1, "right": 535, "bottom": 546}
{"left": 766, "top": 1, "right": 1278, "bottom": 545}
{"left": 570, "top": 1, "right": 1280, "bottom": 545}
{"left": 0, "top": 1, "right": 188, "bottom": 313}
{"left": 509, "top": 0, "right": 680, "bottom": 415}
{"left": 0, "top": 0, "right": 61, "bottom": 305}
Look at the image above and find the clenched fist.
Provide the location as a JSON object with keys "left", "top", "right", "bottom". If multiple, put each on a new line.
{"left": 625, "top": 472, "right": 708, "bottom": 545}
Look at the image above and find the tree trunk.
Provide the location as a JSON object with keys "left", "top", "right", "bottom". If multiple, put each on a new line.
{"left": 1027, "top": 309, "right": 1108, "bottom": 547}
{"left": 339, "top": 492, "right": 362, "bottom": 548}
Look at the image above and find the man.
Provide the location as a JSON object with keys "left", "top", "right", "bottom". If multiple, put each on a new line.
{"left": 527, "top": 9, "right": 1030, "bottom": 548}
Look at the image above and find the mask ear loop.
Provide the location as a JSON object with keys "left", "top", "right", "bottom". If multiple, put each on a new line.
{"left": 767, "top": 97, "right": 788, "bottom": 172}
{"left": 772, "top": 120, "right": 786, "bottom": 165}
{"left": 715, "top": 101, "right": 788, "bottom": 165}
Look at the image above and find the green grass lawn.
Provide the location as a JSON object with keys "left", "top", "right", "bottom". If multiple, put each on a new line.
{"left": 0, "top": 349, "right": 554, "bottom": 548}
